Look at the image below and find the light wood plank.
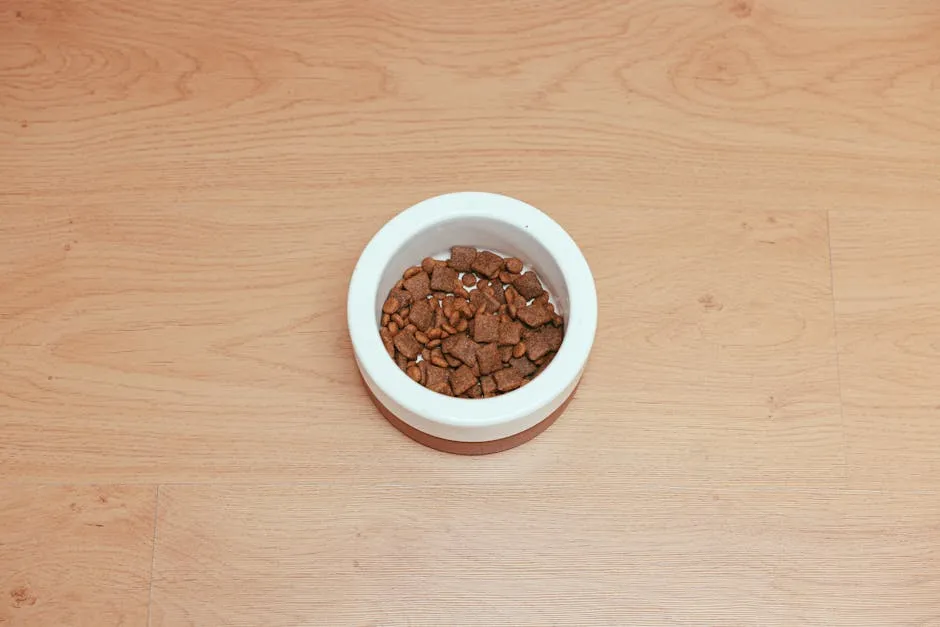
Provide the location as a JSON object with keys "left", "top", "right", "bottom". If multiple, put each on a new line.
{"left": 2, "top": 0, "right": 938, "bottom": 212}
{"left": 831, "top": 211, "right": 940, "bottom": 490}
{"left": 0, "top": 485, "right": 156, "bottom": 627}
{"left": 151, "top": 483, "right": 940, "bottom": 626}
{"left": 0, "top": 208, "right": 844, "bottom": 486}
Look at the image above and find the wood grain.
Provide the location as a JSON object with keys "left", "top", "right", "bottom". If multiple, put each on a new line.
{"left": 0, "top": 485, "right": 156, "bottom": 627}
{"left": 0, "top": 208, "right": 845, "bottom": 486}
{"left": 151, "top": 483, "right": 940, "bottom": 626}
{"left": 2, "top": 0, "right": 939, "bottom": 213}
{"left": 3, "top": 0, "right": 940, "bottom": 623}
{"left": 831, "top": 211, "right": 940, "bottom": 490}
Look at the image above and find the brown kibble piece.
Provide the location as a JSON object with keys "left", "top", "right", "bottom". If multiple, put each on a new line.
{"left": 539, "top": 324, "right": 564, "bottom": 351}
{"left": 525, "top": 324, "right": 562, "bottom": 361}
{"left": 415, "top": 331, "right": 429, "bottom": 344}
{"left": 442, "top": 323, "right": 457, "bottom": 335}
{"left": 505, "top": 257, "right": 524, "bottom": 274}
{"left": 450, "top": 365, "right": 477, "bottom": 396}
{"left": 394, "top": 288, "right": 414, "bottom": 306}
{"left": 476, "top": 342, "right": 503, "bottom": 375}
{"left": 461, "top": 273, "right": 476, "bottom": 287}
{"left": 552, "top": 314, "right": 563, "bottom": 327}
{"left": 473, "top": 313, "right": 500, "bottom": 344}
{"left": 403, "top": 323, "right": 417, "bottom": 334}
{"left": 476, "top": 278, "right": 489, "bottom": 291}
{"left": 382, "top": 295, "right": 401, "bottom": 314}
{"left": 392, "top": 313, "right": 405, "bottom": 327}
{"left": 512, "top": 271, "right": 544, "bottom": 301}
{"left": 517, "top": 300, "right": 553, "bottom": 328}
{"left": 456, "top": 318, "right": 468, "bottom": 333}
{"left": 408, "top": 299, "right": 434, "bottom": 331}
{"left": 426, "top": 338, "right": 442, "bottom": 348}
{"left": 467, "top": 383, "right": 483, "bottom": 399}
{"left": 454, "top": 286, "right": 470, "bottom": 300}
{"left": 421, "top": 348, "right": 431, "bottom": 363}
{"left": 498, "top": 345, "right": 513, "bottom": 363}
{"left": 427, "top": 327, "right": 442, "bottom": 340}
{"left": 421, "top": 257, "right": 436, "bottom": 274}
{"left": 498, "top": 271, "right": 514, "bottom": 285}
{"left": 406, "top": 365, "right": 421, "bottom": 382}
{"left": 498, "top": 319, "right": 522, "bottom": 345}
{"left": 381, "top": 313, "right": 390, "bottom": 326}
{"left": 430, "top": 265, "right": 459, "bottom": 292}
{"left": 399, "top": 306, "right": 410, "bottom": 318}
{"left": 388, "top": 321, "right": 399, "bottom": 335}
{"left": 395, "top": 352, "right": 408, "bottom": 370}
{"left": 425, "top": 363, "right": 449, "bottom": 389}
{"left": 493, "top": 367, "right": 523, "bottom": 392}
{"left": 471, "top": 250, "right": 504, "bottom": 278}
{"left": 429, "top": 349, "right": 448, "bottom": 368}
{"left": 380, "top": 328, "right": 395, "bottom": 358}
{"left": 449, "top": 246, "right": 478, "bottom": 272}
{"left": 448, "top": 310, "right": 461, "bottom": 327}
{"left": 441, "top": 332, "right": 478, "bottom": 367}
{"left": 403, "top": 266, "right": 423, "bottom": 279}
{"left": 489, "top": 281, "right": 506, "bottom": 304}
{"left": 513, "top": 341, "right": 526, "bottom": 358}
{"left": 393, "top": 330, "right": 422, "bottom": 360}
{"left": 403, "top": 271, "right": 431, "bottom": 301}
{"left": 510, "top": 356, "right": 536, "bottom": 378}
{"left": 433, "top": 291, "right": 446, "bottom": 301}
{"left": 445, "top": 354, "right": 461, "bottom": 368}
{"left": 480, "top": 375, "right": 497, "bottom": 397}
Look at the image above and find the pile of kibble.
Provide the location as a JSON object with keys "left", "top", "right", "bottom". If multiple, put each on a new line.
{"left": 379, "top": 246, "right": 565, "bottom": 398}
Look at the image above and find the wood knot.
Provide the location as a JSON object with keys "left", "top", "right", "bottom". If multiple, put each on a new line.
{"left": 10, "top": 586, "right": 37, "bottom": 608}
{"left": 729, "top": 0, "right": 752, "bottom": 18}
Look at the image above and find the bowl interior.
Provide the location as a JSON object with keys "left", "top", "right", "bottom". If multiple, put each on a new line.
{"left": 373, "top": 216, "right": 570, "bottom": 325}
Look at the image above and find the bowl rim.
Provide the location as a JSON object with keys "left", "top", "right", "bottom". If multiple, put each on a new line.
{"left": 347, "top": 191, "right": 597, "bottom": 430}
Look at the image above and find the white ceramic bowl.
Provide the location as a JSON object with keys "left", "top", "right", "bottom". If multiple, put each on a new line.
{"left": 347, "top": 191, "right": 597, "bottom": 452}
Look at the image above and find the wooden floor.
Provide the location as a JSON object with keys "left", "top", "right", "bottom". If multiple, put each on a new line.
{"left": 2, "top": 0, "right": 939, "bottom": 624}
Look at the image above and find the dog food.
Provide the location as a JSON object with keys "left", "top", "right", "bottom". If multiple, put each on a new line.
{"left": 379, "top": 247, "right": 565, "bottom": 397}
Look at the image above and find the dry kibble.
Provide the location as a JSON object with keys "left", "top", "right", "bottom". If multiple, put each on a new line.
{"left": 379, "top": 247, "right": 564, "bottom": 397}
{"left": 449, "top": 246, "right": 478, "bottom": 272}
{"left": 430, "top": 349, "right": 449, "bottom": 368}
{"left": 498, "top": 345, "right": 513, "bottom": 363}
{"left": 430, "top": 265, "right": 459, "bottom": 293}
{"left": 382, "top": 295, "right": 401, "bottom": 314}
{"left": 512, "top": 271, "right": 545, "bottom": 301}
{"left": 505, "top": 257, "right": 524, "bottom": 274}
